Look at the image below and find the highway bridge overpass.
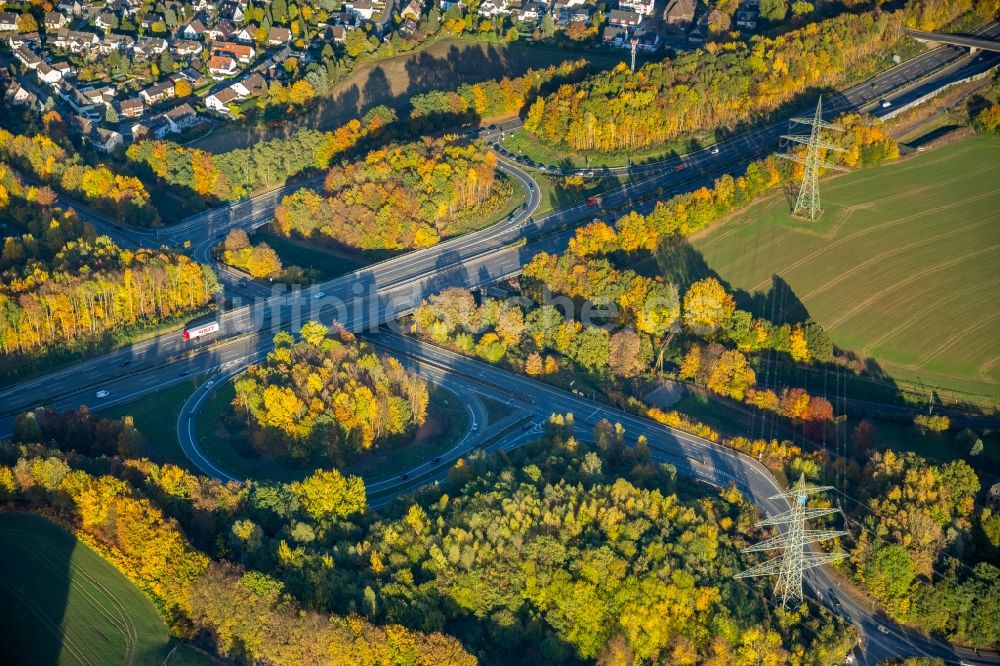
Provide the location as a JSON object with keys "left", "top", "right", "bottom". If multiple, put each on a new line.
{"left": 904, "top": 27, "right": 1000, "bottom": 54}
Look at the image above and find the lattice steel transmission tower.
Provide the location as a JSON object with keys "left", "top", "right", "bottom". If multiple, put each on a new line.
{"left": 736, "top": 473, "right": 847, "bottom": 609}
{"left": 779, "top": 96, "right": 849, "bottom": 221}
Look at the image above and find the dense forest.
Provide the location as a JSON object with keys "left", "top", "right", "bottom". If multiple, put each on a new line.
{"left": 231, "top": 322, "right": 429, "bottom": 464}
{"left": 125, "top": 106, "right": 395, "bottom": 204}
{"left": 273, "top": 137, "right": 510, "bottom": 250}
{"left": 0, "top": 125, "right": 158, "bottom": 226}
{"left": 411, "top": 255, "right": 836, "bottom": 430}
{"left": 522, "top": 0, "right": 990, "bottom": 154}
{"left": 838, "top": 448, "right": 999, "bottom": 646}
{"left": 219, "top": 228, "right": 283, "bottom": 279}
{"left": 0, "top": 164, "right": 218, "bottom": 358}
{"left": 1, "top": 411, "right": 858, "bottom": 664}
{"left": 408, "top": 60, "right": 590, "bottom": 123}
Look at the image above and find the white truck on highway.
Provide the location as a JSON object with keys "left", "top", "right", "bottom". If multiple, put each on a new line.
{"left": 182, "top": 321, "right": 220, "bottom": 342}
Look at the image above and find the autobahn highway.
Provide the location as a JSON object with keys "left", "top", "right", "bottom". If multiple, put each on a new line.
{"left": 2, "top": 30, "right": 999, "bottom": 664}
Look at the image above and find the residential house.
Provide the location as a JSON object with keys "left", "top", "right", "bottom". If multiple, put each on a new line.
{"left": 139, "top": 13, "right": 164, "bottom": 30}
{"left": 517, "top": 1, "right": 546, "bottom": 21}
{"left": 204, "top": 20, "right": 237, "bottom": 42}
{"left": 400, "top": 0, "right": 422, "bottom": 21}
{"left": 93, "top": 127, "right": 124, "bottom": 153}
{"left": 82, "top": 85, "right": 115, "bottom": 106}
{"left": 131, "top": 115, "right": 172, "bottom": 140}
{"left": 602, "top": 24, "right": 628, "bottom": 45}
{"left": 608, "top": 9, "right": 641, "bottom": 26}
{"left": 177, "top": 67, "right": 208, "bottom": 86}
{"left": 13, "top": 44, "right": 42, "bottom": 69}
{"left": 51, "top": 62, "right": 74, "bottom": 79}
{"left": 56, "top": 1, "right": 84, "bottom": 16}
{"left": 477, "top": 0, "right": 508, "bottom": 18}
{"left": 664, "top": 0, "right": 694, "bottom": 26}
{"left": 67, "top": 113, "right": 95, "bottom": 137}
{"left": 204, "top": 85, "right": 240, "bottom": 111}
{"left": 347, "top": 0, "right": 375, "bottom": 20}
{"left": 399, "top": 18, "right": 418, "bottom": 36}
{"left": 6, "top": 81, "right": 38, "bottom": 107}
{"left": 119, "top": 97, "right": 145, "bottom": 118}
{"left": 134, "top": 37, "right": 168, "bottom": 59}
{"left": 140, "top": 80, "right": 175, "bottom": 104}
{"left": 621, "top": 0, "right": 655, "bottom": 15}
{"left": 208, "top": 54, "right": 239, "bottom": 78}
{"left": 171, "top": 39, "right": 203, "bottom": 57}
{"left": 162, "top": 102, "right": 199, "bottom": 131}
{"left": 328, "top": 25, "right": 347, "bottom": 42}
{"left": 35, "top": 62, "right": 63, "bottom": 85}
{"left": 97, "top": 33, "right": 134, "bottom": 55}
{"left": 59, "top": 83, "right": 103, "bottom": 117}
{"left": 181, "top": 19, "right": 206, "bottom": 40}
{"left": 95, "top": 11, "right": 119, "bottom": 31}
{"left": 219, "top": 1, "right": 246, "bottom": 22}
{"left": 267, "top": 26, "right": 291, "bottom": 45}
{"left": 44, "top": 11, "right": 69, "bottom": 31}
{"left": 231, "top": 25, "right": 252, "bottom": 43}
{"left": 735, "top": 3, "right": 758, "bottom": 30}
{"left": 0, "top": 12, "right": 18, "bottom": 33}
{"left": 331, "top": 11, "right": 361, "bottom": 27}
{"left": 50, "top": 29, "right": 100, "bottom": 53}
{"left": 635, "top": 29, "right": 659, "bottom": 51}
{"left": 230, "top": 72, "right": 265, "bottom": 97}
{"left": 213, "top": 41, "right": 255, "bottom": 63}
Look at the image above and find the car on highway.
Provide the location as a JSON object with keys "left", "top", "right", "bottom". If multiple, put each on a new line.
{"left": 314, "top": 291, "right": 325, "bottom": 299}
{"left": 522, "top": 203, "right": 528, "bottom": 210}
{"left": 472, "top": 423, "right": 479, "bottom": 432}
{"left": 431, "top": 456, "right": 441, "bottom": 463}
{"left": 399, "top": 473, "right": 409, "bottom": 480}
{"left": 585, "top": 170, "right": 595, "bottom": 177}
{"left": 120, "top": 360, "right": 132, "bottom": 367}
{"left": 876, "top": 625, "right": 889, "bottom": 635}
{"left": 96, "top": 389, "right": 110, "bottom": 398}
{"left": 881, "top": 100, "right": 892, "bottom": 108}
{"left": 710, "top": 146, "right": 720, "bottom": 155}
{"left": 206, "top": 380, "right": 215, "bottom": 388}
{"left": 238, "top": 280, "right": 247, "bottom": 287}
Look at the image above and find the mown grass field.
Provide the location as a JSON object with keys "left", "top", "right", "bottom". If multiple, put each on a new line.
{"left": 657, "top": 136, "right": 1000, "bottom": 400}
{"left": 0, "top": 512, "right": 173, "bottom": 666}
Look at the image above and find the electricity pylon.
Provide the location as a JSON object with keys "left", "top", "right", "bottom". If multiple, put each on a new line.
{"left": 778, "top": 96, "right": 849, "bottom": 221}
{"left": 736, "top": 473, "right": 847, "bottom": 609}
{"left": 630, "top": 37, "right": 639, "bottom": 73}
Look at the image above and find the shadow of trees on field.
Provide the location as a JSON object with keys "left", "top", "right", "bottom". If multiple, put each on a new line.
{"left": 0, "top": 513, "right": 73, "bottom": 666}
{"left": 648, "top": 240, "right": 947, "bottom": 427}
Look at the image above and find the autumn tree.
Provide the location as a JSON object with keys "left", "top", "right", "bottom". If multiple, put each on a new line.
{"left": 683, "top": 278, "right": 735, "bottom": 335}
